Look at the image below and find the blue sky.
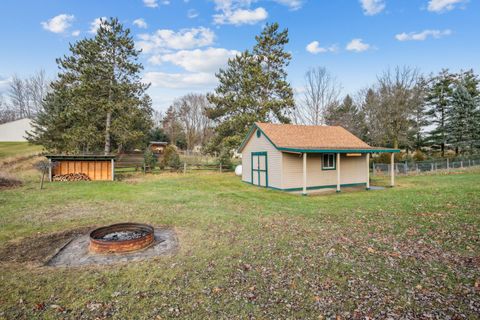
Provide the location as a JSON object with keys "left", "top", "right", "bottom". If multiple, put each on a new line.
{"left": 0, "top": 0, "right": 478, "bottom": 112}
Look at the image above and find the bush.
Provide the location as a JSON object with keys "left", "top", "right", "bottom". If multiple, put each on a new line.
{"left": 374, "top": 152, "right": 403, "bottom": 164}
{"left": 217, "top": 148, "right": 233, "bottom": 170}
{"left": 413, "top": 150, "right": 426, "bottom": 161}
{"left": 143, "top": 149, "right": 157, "bottom": 172}
{"left": 161, "top": 145, "right": 181, "bottom": 171}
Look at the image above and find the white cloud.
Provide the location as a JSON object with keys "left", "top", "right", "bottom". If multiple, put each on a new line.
{"left": 143, "top": 0, "right": 170, "bottom": 7}
{"left": 427, "top": 0, "right": 467, "bottom": 12}
{"left": 212, "top": 0, "right": 268, "bottom": 25}
{"left": 187, "top": 9, "right": 199, "bottom": 18}
{"left": 305, "top": 41, "right": 338, "bottom": 54}
{"left": 273, "top": 0, "right": 304, "bottom": 10}
{"left": 143, "top": 71, "right": 217, "bottom": 89}
{"left": 133, "top": 18, "right": 148, "bottom": 29}
{"left": 71, "top": 30, "right": 81, "bottom": 37}
{"left": 41, "top": 14, "right": 75, "bottom": 33}
{"left": 137, "top": 27, "right": 215, "bottom": 53}
{"left": 346, "top": 38, "right": 371, "bottom": 52}
{"left": 395, "top": 29, "right": 452, "bottom": 41}
{"left": 360, "top": 0, "right": 386, "bottom": 15}
{"left": 214, "top": 7, "right": 268, "bottom": 25}
{"left": 143, "top": 0, "right": 158, "bottom": 8}
{"left": 89, "top": 17, "right": 106, "bottom": 34}
{"left": 148, "top": 47, "right": 239, "bottom": 72}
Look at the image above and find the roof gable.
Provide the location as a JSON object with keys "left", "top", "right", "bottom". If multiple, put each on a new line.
{"left": 256, "top": 122, "right": 371, "bottom": 150}
{"left": 238, "top": 123, "right": 399, "bottom": 153}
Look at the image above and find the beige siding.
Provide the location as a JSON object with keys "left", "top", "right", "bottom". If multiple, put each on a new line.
{"left": 281, "top": 153, "right": 368, "bottom": 189}
{"left": 241, "top": 129, "right": 282, "bottom": 188}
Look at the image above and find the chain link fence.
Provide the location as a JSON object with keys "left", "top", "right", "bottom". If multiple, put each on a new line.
{"left": 372, "top": 157, "right": 480, "bottom": 175}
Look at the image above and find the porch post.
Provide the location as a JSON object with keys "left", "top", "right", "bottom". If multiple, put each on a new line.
{"left": 48, "top": 159, "right": 52, "bottom": 182}
{"left": 302, "top": 153, "right": 307, "bottom": 196}
{"left": 366, "top": 153, "right": 370, "bottom": 190}
{"left": 336, "top": 153, "right": 341, "bottom": 192}
{"left": 390, "top": 153, "right": 395, "bottom": 187}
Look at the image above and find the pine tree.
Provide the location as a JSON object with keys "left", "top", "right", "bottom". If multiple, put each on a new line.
{"left": 425, "top": 69, "right": 456, "bottom": 157}
{"left": 407, "top": 77, "right": 429, "bottom": 152}
{"left": 28, "top": 18, "right": 152, "bottom": 154}
{"left": 252, "top": 22, "right": 295, "bottom": 123}
{"left": 206, "top": 23, "right": 294, "bottom": 154}
{"left": 324, "top": 95, "right": 367, "bottom": 140}
{"left": 447, "top": 74, "right": 479, "bottom": 154}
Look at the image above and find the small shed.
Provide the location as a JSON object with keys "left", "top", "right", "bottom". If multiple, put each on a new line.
{"left": 238, "top": 123, "right": 399, "bottom": 195}
{"left": 149, "top": 141, "right": 168, "bottom": 154}
{"left": 46, "top": 155, "right": 116, "bottom": 181}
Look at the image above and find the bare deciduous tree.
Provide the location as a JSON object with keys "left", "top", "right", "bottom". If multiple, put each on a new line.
{"left": 363, "top": 66, "right": 424, "bottom": 149}
{"left": 7, "top": 70, "right": 49, "bottom": 119}
{"left": 174, "top": 93, "right": 213, "bottom": 151}
{"left": 0, "top": 95, "right": 17, "bottom": 124}
{"left": 26, "top": 70, "right": 49, "bottom": 115}
{"left": 294, "top": 67, "right": 341, "bottom": 125}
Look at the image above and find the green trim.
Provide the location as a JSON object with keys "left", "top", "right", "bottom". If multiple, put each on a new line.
{"left": 242, "top": 180, "right": 366, "bottom": 192}
{"left": 280, "top": 182, "right": 367, "bottom": 192}
{"left": 322, "top": 153, "right": 336, "bottom": 170}
{"left": 277, "top": 147, "right": 400, "bottom": 153}
{"left": 251, "top": 151, "right": 268, "bottom": 187}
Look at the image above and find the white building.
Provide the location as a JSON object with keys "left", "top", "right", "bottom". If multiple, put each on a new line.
{"left": 0, "top": 118, "right": 33, "bottom": 142}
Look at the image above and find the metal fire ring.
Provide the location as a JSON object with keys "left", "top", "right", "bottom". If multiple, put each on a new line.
{"left": 89, "top": 223, "right": 155, "bottom": 254}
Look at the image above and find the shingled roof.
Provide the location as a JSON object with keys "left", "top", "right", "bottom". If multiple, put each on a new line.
{"left": 239, "top": 122, "right": 399, "bottom": 153}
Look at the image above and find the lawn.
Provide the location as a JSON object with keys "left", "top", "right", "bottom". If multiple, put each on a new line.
{"left": 0, "top": 142, "right": 43, "bottom": 160}
{"left": 0, "top": 167, "right": 479, "bottom": 319}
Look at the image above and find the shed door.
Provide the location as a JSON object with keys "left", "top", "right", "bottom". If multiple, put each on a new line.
{"left": 251, "top": 152, "right": 268, "bottom": 187}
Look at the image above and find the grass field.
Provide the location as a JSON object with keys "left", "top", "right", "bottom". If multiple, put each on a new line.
{"left": 0, "top": 165, "right": 479, "bottom": 318}
{"left": 0, "top": 142, "right": 43, "bottom": 160}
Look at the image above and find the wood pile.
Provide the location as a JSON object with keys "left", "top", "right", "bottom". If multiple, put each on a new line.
{"left": 53, "top": 173, "right": 91, "bottom": 181}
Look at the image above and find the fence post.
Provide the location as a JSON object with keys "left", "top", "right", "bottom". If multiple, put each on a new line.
{"left": 220, "top": 162, "right": 223, "bottom": 173}
{"left": 431, "top": 162, "right": 434, "bottom": 172}
{"left": 446, "top": 158, "right": 450, "bottom": 170}
{"left": 183, "top": 162, "right": 187, "bottom": 175}
{"left": 372, "top": 162, "right": 375, "bottom": 176}
{"left": 469, "top": 160, "right": 471, "bottom": 167}
{"left": 460, "top": 160, "right": 463, "bottom": 168}
{"left": 416, "top": 164, "right": 419, "bottom": 174}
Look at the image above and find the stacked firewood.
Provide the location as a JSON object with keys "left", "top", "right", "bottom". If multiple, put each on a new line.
{"left": 53, "top": 173, "right": 91, "bottom": 181}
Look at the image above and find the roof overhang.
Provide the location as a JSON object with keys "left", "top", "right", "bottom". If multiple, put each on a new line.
{"left": 278, "top": 147, "right": 400, "bottom": 153}
{"left": 238, "top": 123, "right": 400, "bottom": 154}
{"left": 45, "top": 154, "right": 116, "bottom": 161}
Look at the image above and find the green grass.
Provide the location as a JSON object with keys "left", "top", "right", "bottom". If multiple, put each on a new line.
{"left": 0, "top": 142, "right": 43, "bottom": 160}
{"left": 0, "top": 169, "right": 479, "bottom": 318}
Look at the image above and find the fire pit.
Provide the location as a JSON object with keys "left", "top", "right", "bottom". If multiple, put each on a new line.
{"left": 89, "top": 223, "right": 154, "bottom": 254}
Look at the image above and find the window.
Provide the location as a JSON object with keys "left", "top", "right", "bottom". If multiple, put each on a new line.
{"left": 322, "top": 153, "right": 336, "bottom": 170}
{"left": 256, "top": 130, "right": 261, "bottom": 138}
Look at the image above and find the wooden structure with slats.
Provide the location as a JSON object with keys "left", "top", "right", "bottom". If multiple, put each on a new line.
{"left": 46, "top": 155, "right": 116, "bottom": 181}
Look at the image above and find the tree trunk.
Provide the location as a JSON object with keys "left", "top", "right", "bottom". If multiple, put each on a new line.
{"left": 393, "top": 136, "right": 399, "bottom": 150}
{"left": 104, "top": 110, "right": 111, "bottom": 155}
{"left": 40, "top": 170, "right": 45, "bottom": 190}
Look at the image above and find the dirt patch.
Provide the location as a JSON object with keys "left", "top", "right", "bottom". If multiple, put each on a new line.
{"left": 48, "top": 228, "right": 178, "bottom": 267}
{"left": 0, "top": 174, "right": 22, "bottom": 190}
{"left": 0, "top": 227, "right": 91, "bottom": 265}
